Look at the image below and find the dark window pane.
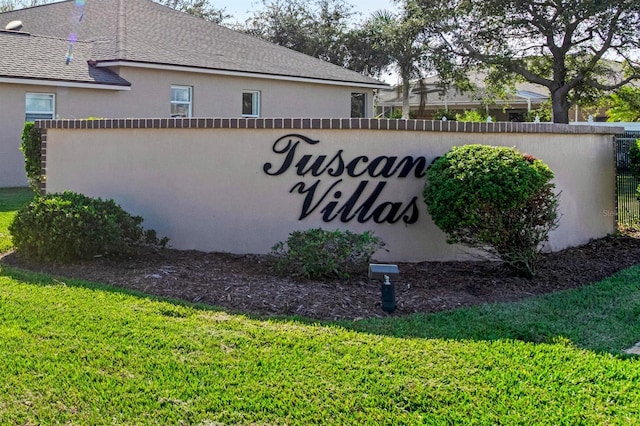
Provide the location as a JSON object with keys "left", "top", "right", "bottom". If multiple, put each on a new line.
{"left": 243, "top": 92, "right": 254, "bottom": 116}
{"left": 351, "top": 93, "right": 365, "bottom": 118}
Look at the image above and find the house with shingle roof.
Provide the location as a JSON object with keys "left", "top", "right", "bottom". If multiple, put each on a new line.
{"left": 0, "top": 0, "right": 386, "bottom": 187}
{"left": 376, "top": 74, "right": 551, "bottom": 121}
{"left": 376, "top": 70, "right": 618, "bottom": 122}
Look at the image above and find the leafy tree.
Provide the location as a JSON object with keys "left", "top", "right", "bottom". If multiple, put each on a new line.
{"left": 310, "top": 0, "right": 355, "bottom": 65}
{"left": 407, "top": 0, "right": 640, "bottom": 123}
{"left": 606, "top": 86, "right": 640, "bottom": 122}
{"left": 360, "top": 8, "right": 428, "bottom": 118}
{"left": 155, "top": 0, "right": 229, "bottom": 23}
{"left": 340, "top": 17, "right": 393, "bottom": 77}
{"left": 0, "top": 0, "right": 47, "bottom": 12}
{"left": 241, "top": 0, "right": 311, "bottom": 52}
{"left": 240, "top": 0, "right": 357, "bottom": 68}
{"left": 239, "top": 0, "right": 415, "bottom": 81}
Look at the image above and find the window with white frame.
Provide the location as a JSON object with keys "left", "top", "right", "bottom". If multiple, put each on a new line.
{"left": 351, "top": 92, "right": 366, "bottom": 118}
{"left": 25, "top": 93, "right": 55, "bottom": 121}
{"left": 242, "top": 90, "right": 260, "bottom": 117}
{"left": 171, "top": 85, "right": 192, "bottom": 117}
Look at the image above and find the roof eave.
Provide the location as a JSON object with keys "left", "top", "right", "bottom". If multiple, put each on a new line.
{"left": 377, "top": 99, "right": 547, "bottom": 108}
{"left": 0, "top": 76, "right": 131, "bottom": 90}
{"left": 96, "top": 60, "right": 389, "bottom": 89}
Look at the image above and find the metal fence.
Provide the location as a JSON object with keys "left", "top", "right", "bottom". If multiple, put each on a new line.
{"left": 616, "top": 131, "right": 640, "bottom": 224}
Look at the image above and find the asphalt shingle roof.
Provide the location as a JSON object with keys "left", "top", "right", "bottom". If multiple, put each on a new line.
{"left": 0, "top": 30, "right": 130, "bottom": 86}
{"left": 0, "top": 0, "right": 385, "bottom": 87}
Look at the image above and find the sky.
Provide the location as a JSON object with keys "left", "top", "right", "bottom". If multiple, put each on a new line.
{"left": 221, "top": 0, "right": 401, "bottom": 24}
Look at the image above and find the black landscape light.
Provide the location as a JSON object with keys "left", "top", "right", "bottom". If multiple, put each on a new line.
{"left": 368, "top": 263, "right": 399, "bottom": 313}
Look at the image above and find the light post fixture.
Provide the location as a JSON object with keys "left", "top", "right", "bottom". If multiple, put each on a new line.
{"left": 368, "top": 263, "right": 399, "bottom": 313}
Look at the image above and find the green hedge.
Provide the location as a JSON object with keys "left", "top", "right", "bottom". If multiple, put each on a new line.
{"left": 424, "top": 144, "right": 559, "bottom": 278}
{"left": 20, "top": 122, "right": 42, "bottom": 192}
{"left": 9, "top": 191, "right": 168, "bottom": 262}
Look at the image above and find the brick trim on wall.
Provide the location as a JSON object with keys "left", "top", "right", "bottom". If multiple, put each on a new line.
{"left": 35, "top": 117, "right": 625, "bottom": 134}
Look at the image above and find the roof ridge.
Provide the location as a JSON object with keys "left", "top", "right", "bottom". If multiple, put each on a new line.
{"left": 11, "top": 31, "right": 95, "bottom": 45}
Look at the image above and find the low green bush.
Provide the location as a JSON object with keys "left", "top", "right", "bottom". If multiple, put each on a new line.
{"left": 524, "top": 106, "right": 552, "bottom": 123}
{"left": 424, "top": 144, "right": 560, "bottom": 278}
{"left": 388, "top": 109, "right": 418, "bottom": 119}
{"left": 20, "top": 122, "right": 42, "bottom": 192}
{"left": 271, "top": 228, "right": 385, "bottom": 279}
{"left": 455, "top": 110, "right": 493, "bottom": 122}
{"left": 389, "top": 109, "right": 404, "bottom": 119}
{"left": 9, "top": 191, "right": 168, "bottom": 262}
{"left": 628, "top": 139, "right": 640, "bottom": 200}
{"left": 432, "top": 108, "right": 456, "bottom": 121}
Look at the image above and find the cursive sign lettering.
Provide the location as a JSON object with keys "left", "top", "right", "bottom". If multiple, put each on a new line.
{"left": 263, "top": 134, "right": 427, "bottom": 225}
{"left": 263, "top": 134, "right": 427, "bottom": 179}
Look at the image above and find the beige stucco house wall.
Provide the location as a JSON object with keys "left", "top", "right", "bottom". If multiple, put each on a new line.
{"left": 114, "top": 68, "right": 375, "bottom": 119}
{"left": 0, "top": 83, "right": 31, "bottom": 187}
{"left": 0, "top": 71, "right": 376, "bottom": 187}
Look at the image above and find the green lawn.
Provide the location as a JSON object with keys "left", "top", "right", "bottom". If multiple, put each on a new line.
{"left": 341, "top": 265, "right": 640, "bottom": 354}
{"left": 1, "top": 268, "right": 640, "bottom": 424}
{"left": 0, "top": 187, "right": 34, "bottom": 252}
{"left": 1, "top": 187, "right": 640, "bottom": 424}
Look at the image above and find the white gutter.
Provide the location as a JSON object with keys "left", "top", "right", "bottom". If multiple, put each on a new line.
{"left": 97, "top": 61, "right": 388, "bottom": 89}
{"left": 0, "top": 77, "right": 131, "bottom": 91}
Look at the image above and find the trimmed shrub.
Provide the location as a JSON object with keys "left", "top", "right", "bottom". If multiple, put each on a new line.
{"left": 271, "top": 228, "right": 385, "bottom": 279}
{"left": 9, "top": 191, "right": 168, "bottom": 262}
{"left": 424, "top": 144, "right": 560, "bottom": 278}
{"left": 20, "top": 122, "right": 42, "bottom": 192}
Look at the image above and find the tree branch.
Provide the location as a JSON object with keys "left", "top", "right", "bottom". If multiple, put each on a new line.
{"left": 585, "top": 74, "right": 640, "bottom": 91}
{"left": 459, "top": 40, "right": 555, "bottom": 88}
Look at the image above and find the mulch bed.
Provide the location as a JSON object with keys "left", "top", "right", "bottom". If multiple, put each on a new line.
{"left": 2, "top": 233, "right": 640, "bottom": 321}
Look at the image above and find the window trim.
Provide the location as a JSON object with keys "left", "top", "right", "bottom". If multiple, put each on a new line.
{"left": 242, "top": 90, "right": 261, "bottom": 117}
{"left": 25, "top": 92, "right": 55, "bottom": 121}
{"left": 170, "top": 85, "right": 193, "bottom": 118}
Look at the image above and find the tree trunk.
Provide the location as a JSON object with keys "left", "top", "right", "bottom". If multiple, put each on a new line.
{"left": 402, "top": 73, "right": 411, "bottom": 119}
{"left": 551, "top": 89, "right": 570, "bottom": 124}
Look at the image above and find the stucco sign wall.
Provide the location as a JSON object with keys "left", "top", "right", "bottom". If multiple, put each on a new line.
{"left": 39, "top": 118, "right": 619, "bottom": 262}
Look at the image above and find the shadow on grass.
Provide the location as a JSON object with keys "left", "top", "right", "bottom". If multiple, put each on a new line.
{"left": 0, "top": 187, "right": 34, "bottom": 213}
{"left": 2, "top": 262, "right": 640, "bottom": 357}
{"left": 0, "top": 265, "right": 225, "bottom": 315}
